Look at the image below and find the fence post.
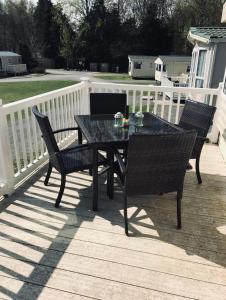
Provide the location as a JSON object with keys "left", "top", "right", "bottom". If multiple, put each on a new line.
{"left": 80, "top": 77, "right": 90, "bottom": 114}
{"left": 0, "top": 100, "right": 15, "bottom": 196}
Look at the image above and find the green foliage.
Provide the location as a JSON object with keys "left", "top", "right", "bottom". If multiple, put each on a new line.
{"left": 0, "top": 0, "right": 225, "bottom": 71}
{"left": 34, "top": 0, "right": 60, "bottom": 59}
{"left": 53, "top": 4, "right": 77, "bottom": 69}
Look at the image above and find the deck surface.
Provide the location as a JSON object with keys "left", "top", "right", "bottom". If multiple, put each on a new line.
{"left": 0, "top": 144, "right": 226, "bottom": 300}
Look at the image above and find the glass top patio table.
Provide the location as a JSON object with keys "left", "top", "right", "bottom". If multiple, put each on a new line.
{"left": 74, "top": 112, "right": 183, "bottom": 211}
{"left": 75, "top": 112, "right": 182, "bottom": 145}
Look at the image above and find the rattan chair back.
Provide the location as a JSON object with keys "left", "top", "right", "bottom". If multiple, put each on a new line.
{"left": 32, "top": 106, "right": 62, "bottom": 169}
{"left": 179, "top": 100, "right": 216, "bottom": 157}
{"left": 90, "top": 93, "right": 127, "bottom": 115}
{"left": 125, "top": 131, "right": 197, "bottom": 196}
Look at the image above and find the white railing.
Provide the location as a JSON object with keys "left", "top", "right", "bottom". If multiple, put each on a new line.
{"left": 161, "top": 76, "right": 188, "bottom": 88}
{"left": 0, "top": 78, "right": 222, "bottom": 196}
{"left": 88, "top": 80, "right": 219, "bottom": 123}
{"left": 0, "top": 81, "right": 89, "bottom": 195}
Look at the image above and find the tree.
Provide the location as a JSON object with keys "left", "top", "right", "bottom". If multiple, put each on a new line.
{"left": 0, "top": 1, "right": 7, "bottom": 50}
{"left": 34, "top": 0, "right": 60, "bottom": 60}
{"left": 138, "top": 1, "right": 172, "bottom": 55}
{"left": 78, "top": 0, "right": 109, "bottom": 63}
{"left": 189, "top": 0, "right": 224, "bottom": 26}
{"left": 53, "top": 4, "right": 77, "bottom": 69}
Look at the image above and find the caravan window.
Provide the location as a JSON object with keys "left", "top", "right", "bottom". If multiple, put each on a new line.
{"left": 129, "top": 62, "right": 131, "bottom": 72}
{"left": 134, "top": 61, "right": 142, "bottom": 69}
{"left": 163, "top": 65, "right": 166, "bottom": 72}
{"left": 195, "top": 50, "right": 207, "bottom": 88}
{"left": 155, "top": 64, "right": 161, "bottom": 71}
{"left": 187, "top": 65, "right": 191, "bottom": 72}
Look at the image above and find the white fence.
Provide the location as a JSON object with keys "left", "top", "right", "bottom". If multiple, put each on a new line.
{"left": 0, "top": 82, "right": 89, "bottom": 195}
{"left": 0, "top": 79, "right": 223, "bottom": 196}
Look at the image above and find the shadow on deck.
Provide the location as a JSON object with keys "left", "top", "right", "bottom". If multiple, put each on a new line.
{"left": 0, "top": 144, "right": 226, "bottom": 299}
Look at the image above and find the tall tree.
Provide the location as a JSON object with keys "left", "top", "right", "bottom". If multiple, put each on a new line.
{"left": 53, "top": 4, "right": 77, "bottom": 68}
{"left": 190, "top": 0, "right": 224, "bottom": 26}
{"left": 138, "top": 0, "right": 172, "bottom": 55}
{"left": 0, "top": 1, "right": 7, "bottom": 50}
{"left": 34, "top": 0, "right": 60, "bottom": 60}
{"left": 78, "top": 0, "right": 109, "bottom": 63}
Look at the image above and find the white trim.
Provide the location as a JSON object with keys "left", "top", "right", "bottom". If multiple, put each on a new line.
{"left": 188, "top": 32, "right": 209, "bottom": 44}
{"left": 206, "top": 44, "right": 217, "bottom": 88}
{"left": 188, "top": 32, "right": 226, "bottom": 44}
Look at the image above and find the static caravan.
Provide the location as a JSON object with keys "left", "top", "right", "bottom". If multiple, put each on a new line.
{"left": 128, "top": 55, "right": 157, "bottom": 78}
{"left": 188, "top": 27, "right": 226, "bottom": 89}
{"left": 154, "top": 56, "right": 191, "bottom": 82}
{"left": 0, "top": 51, "right": 27, "bottom": 74}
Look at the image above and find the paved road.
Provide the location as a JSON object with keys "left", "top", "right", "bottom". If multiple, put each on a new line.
{"left": 0, "top": 69, "right": 101, "bottom": 82}
{"left": 0, "top": 69, "right": 154, "bottom": 85}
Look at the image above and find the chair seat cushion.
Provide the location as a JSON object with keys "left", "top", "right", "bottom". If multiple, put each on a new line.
{"left": 60, "top": 146, "right": 106, "bottom": 173}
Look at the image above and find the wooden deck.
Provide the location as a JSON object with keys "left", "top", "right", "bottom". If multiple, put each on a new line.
{"left": 0, "top": 144, "right": 226, "bottom": 300}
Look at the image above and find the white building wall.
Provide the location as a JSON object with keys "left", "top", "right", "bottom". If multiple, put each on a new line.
{"left": 0, "top": 56, "right": 21, "bottom": 71}
{"left": 222, "top": 2, "right": 226, "bottom": 23}
{"left": 128, "top": 56, "right": 156, "bottom": 78}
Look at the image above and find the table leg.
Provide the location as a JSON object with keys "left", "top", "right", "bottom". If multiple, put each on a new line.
{"left": 107, "top": 148, "right": 114, "bottom": 199}
{"left": 92, "top": 147, "right": 98, "bottom": 211}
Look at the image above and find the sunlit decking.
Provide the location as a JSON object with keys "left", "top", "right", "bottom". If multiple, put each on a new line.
{"left": 0, "top": 143, "right": 226, "bottom": 300}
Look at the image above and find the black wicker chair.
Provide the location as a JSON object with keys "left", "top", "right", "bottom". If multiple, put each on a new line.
{"left": 90, "top": 93, "right": 127, "bottom": 115}
{"left": 89, "top": 93, "right": 128, "bottom": 177}
{"left": 32, "top": 106, "right": 106, "bottom": 208}
{"left": 114, "top": 131, "right": 197, "bottom": 235}
{"left": 178, "top": 100, "right": 216, "bottom": 184}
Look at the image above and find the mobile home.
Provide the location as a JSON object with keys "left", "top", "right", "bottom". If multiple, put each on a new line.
{"left": 128, "top": 55, "right": 157, "bottom": 78}
{"left": 188, "top": 27, "right": 226, "bottom": 88}
{"left": 154, "top": 56, "right": 191, "bottom": 82}
{"left": 0, "top": 51, "right": 27, "bottom": 75}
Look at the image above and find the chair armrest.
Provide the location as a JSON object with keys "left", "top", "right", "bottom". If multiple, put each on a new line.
{"left": 197, "top": 136, "right": 208, "bottom": 142}
{"left": 114, "top": 151, "right": 127, "bottom": 175}
{"left": 57, "top": 143, "right": 90, "bottom": 156}
{"left": 52, "top": 127, "right": 79, "bottom": 134}
{"left": 57, "top": 142, "right": 109, "bottom": 156}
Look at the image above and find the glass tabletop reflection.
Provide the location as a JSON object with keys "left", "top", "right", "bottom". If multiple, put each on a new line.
{"left": 75, "top": 113, "right": 182, "bottom": 145}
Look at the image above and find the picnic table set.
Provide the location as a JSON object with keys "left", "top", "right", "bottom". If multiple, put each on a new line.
{"left": 32, "top": 93, "right": 216, "bottom": 235}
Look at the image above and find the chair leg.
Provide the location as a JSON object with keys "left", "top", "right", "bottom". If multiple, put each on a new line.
{"left": 123, "top": 191, "right": 129, "bottom": 236}
{"left": 44, "top": 163, "right": 52, "bottom": 186}
{"left": 55, "top": 174, "right": 66, "bottom": 208}
{"left": 196, "top": 155, "right": 202, "bottom": 184}
{"left": 176, "top": 190, "right": 182, "bottom": 229}
{"left": 78, "top": 128, "right": 82, "bottom": 144}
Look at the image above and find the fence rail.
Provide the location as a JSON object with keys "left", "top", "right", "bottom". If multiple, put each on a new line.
{"left": 0, "top": 79, "right": 223, "bottom": 196}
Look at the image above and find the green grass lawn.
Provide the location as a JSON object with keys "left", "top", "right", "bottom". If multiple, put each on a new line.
{"left": 0, "top": 80, "right": 78, "bottom": 104}
{"left": 94, "top": 72, "right": 156, "bottom": 85}
{"left": 94, "top": 73, "right": 131, "bottom": 80}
